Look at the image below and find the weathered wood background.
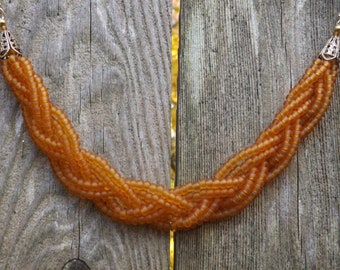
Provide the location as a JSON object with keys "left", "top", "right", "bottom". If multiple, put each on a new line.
{"left": 176, "top": 1, "right": 340, "bottom": 269}
{"left": 0, "top": 0, "right": 339, "bottom": 270}
{"left": 0, "top": 1, "right": 171, "bottom": 269}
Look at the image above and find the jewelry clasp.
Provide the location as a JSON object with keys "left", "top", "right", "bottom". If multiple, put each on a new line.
{"left": 333, "top": 12, "right": 340, "bottom": 36}
{"left": 0, "top": 7, "right": 6, "bottom": 29}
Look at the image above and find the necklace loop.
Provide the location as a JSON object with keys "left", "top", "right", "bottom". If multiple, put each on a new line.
{"left": 0, "top": 7, "right": 6, "bottom": 28}
{"left": 335, "top": 12, "right": 340, "bottom": 36}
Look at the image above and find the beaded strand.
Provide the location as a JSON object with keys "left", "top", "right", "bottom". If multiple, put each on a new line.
{"left": 1, "top": 55, "right": 337, "bottom": 230}
{"left": 1, "top": 12, "right": 339, "bottom": 230}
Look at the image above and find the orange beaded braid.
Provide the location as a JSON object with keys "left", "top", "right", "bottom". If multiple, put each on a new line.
{"left": 0, "top": 10, "right": 339, "bottom": 230}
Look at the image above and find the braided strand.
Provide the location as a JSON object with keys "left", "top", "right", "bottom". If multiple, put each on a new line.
{"left": 1, "top": 55, "right": 338, "bottom": 230}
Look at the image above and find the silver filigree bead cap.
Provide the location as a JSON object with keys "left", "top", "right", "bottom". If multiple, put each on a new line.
{"left": 319, "top": 36, "right": 340, "bottom": 61}
{"left": 0, "top": 29, "right": 22, "bottom": 59}
{"left": 319, "top": 13, "right": 340, "bottom": 61}
{"left": 0, "top": 7, "right": 22, "bottom": 60}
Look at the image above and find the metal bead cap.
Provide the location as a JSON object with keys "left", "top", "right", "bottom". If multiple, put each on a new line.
{"left": 0, "top": 7, "right": 22, "bottom": 60}
{"left": 319, "top": 13, "right": 340, "bottom": 61}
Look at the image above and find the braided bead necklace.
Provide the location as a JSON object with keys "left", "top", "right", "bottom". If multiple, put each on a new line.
{"left": 0, "top": 7, "right": 339, "bottom": 231}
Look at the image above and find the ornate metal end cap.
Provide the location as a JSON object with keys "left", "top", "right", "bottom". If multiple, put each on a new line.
{"left": 0, "top": 29, "right": 22, "bottom": 59}
{"left": 319, "top": 14, "right": 340, "bottom": 61}
{"left": 319, "top": 36, "right": 340, "bottom": 61}
{"left": 0, "top": 7, "right": 22, "bottom": 60}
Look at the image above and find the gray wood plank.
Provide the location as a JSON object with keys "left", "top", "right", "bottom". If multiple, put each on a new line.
{"left": 0, "top": 1, "right": 171, "bottom": 269}
{"left": 176, "top": 1, "right": 339, "bottom": 269}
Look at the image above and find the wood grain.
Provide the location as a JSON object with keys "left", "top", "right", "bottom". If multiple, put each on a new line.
{"left": 176, "top": 0, "right": 339, "bottom": 269}
{"left": 0, "top": 1, "right": 171, "bottom": 269}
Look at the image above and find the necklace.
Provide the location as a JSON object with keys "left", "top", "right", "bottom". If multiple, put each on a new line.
{"left": 0, "top": 6, "right": 339, "bottom": 231}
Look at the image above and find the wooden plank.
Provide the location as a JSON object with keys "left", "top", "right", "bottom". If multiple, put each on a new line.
{"left": 0, "top": 1, "right": 171, "bottom": 269}
{"left": 176, "top": 1, "right": 339, "bottom": 269}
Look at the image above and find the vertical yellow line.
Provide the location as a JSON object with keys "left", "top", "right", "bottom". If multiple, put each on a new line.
{"left": 170, "top": 2, "right": 179, "bottom": 186}
{"left": 169, "top": 230, "right": 175, "bottom": 270}
{"left": 170, "top": 1, "right": 180, "bottom": 270}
